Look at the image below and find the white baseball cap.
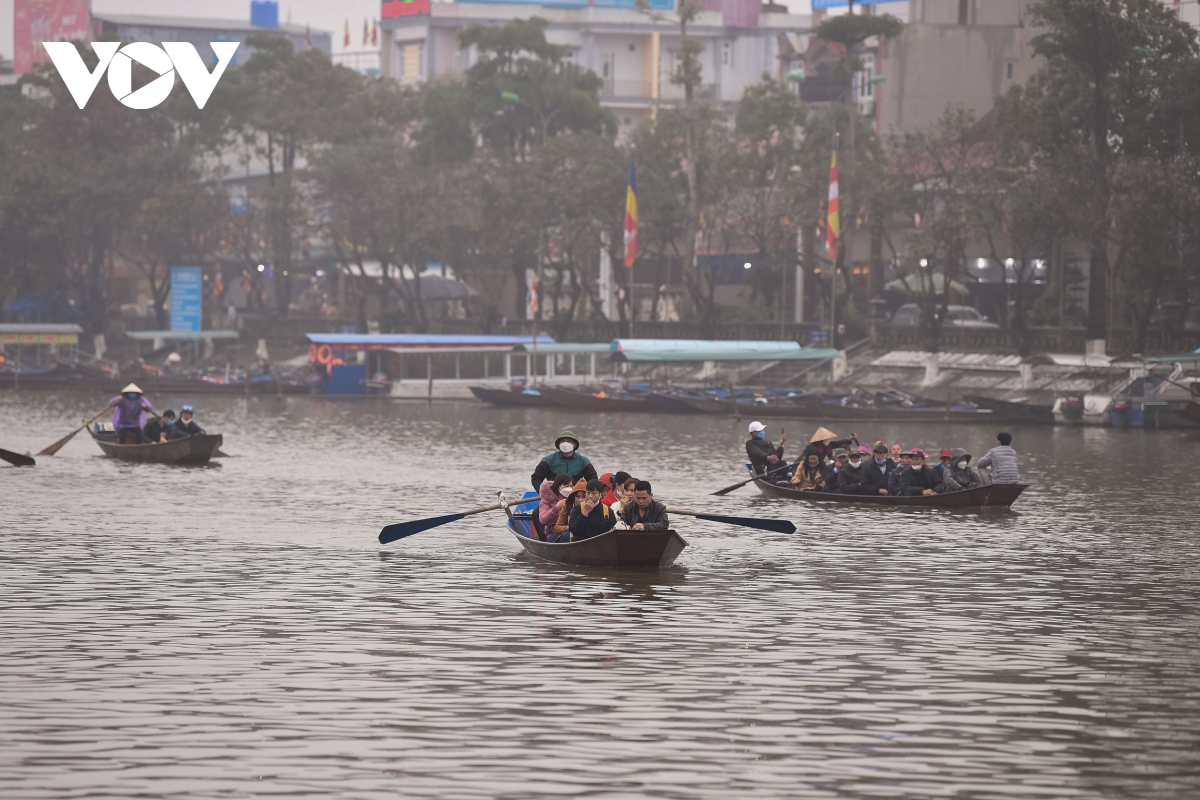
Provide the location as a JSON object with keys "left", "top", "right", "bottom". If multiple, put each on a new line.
{"left": 748, "top": 421, "right": 766, "bottom": 433}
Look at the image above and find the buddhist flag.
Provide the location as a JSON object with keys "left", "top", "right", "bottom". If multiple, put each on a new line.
{"left": 826, "top": 134, "right": 840, "bottom": 260}
{"left": 623, "top": 157, "right": 638, "bottom": 268}
{"left": 363, "top": 18, "right": 369, "bottom": 46}
{"left": 343, "top": 19, "right": 350, "bottom": 48}
{"left": 371, "top": 20, "right": 378, "bottom": 47}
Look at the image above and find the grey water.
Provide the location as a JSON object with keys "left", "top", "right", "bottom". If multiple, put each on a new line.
{"left": 2, "top": 392, "right": 1199, "bottom": 799}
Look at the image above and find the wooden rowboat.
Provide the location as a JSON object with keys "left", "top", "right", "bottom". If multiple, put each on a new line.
{"left": 505, "top": 514, "right": 688, "bottom": 567}
{"left": 753, "top": 476, "right": 1026, "bottom": 508}
{"left": 468, "top": 385, "right": 559, "bottom": 408}
{"left": 89, "top": 428, "right": 223, "bottom": 465}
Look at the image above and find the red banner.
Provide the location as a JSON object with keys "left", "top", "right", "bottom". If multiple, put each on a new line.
{"left": 13, "top": 0, "right": 91, "bottom": 75}
{"left": 382, "top": 0, "right": 430, "bottom": 19}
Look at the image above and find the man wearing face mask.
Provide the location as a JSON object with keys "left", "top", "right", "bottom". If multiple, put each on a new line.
{"left": 835, "top": 446, "right": 867, "bottom": 495}
{"left": 940, "top": 448, "right": 983, "bottom": 492}
{"left": 746, "top": 421, "right": 786, "bottom": 477}
{"left": 860, "top": 442, "right": 892, "bottom": 495}
{"left": 530, "top": 430, "right": 598, "bottom": 491}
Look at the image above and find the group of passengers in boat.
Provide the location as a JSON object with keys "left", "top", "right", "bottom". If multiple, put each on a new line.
{"left": 746, "top": 422, "right": 1020, "bottom": 496}
{"left": 108, "top": 383, "right": 206, "bottom": 445}
{"left": 529, "top": 430, "right": 669, "bottom": 543}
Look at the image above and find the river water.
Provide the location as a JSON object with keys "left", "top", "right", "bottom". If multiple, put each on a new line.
{"left": 2, "top": 392, "right": 1199, "bottom": 799}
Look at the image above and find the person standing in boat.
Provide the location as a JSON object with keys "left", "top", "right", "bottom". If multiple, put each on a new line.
{"left": 109, "top": 383, "right": 154, "bottom": 444}
{"left": 941, "top": 448, "right": 983, "bottom": 492}
{"left": 620, "top": 481, "right": 669, "bottom": 530}
{"left": 530, "top": 430, "right": 598, "bottom": 491}
{"left": 746, "top": 421, "right": 786, "bottom": 476}
{"left": 568, "top": 479, "right": 617, "bottom": 541}
{"left": 176, "top": 405, "right": 206, "bottom": 437}
{"left": 977, "top": 432, "right": 1020, "bottom": 484}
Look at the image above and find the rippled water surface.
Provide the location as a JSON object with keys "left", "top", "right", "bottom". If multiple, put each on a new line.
{"left": 3, "top": 392, "right": 1200, "bottom": 799}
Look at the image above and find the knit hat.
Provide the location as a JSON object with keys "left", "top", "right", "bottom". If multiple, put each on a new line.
{"left": 810, "top": 426, "right": 838, "bottom": 443}
{"left": 555, "top": 430, "right": 580, "bottom": 449}
{"left": 568, "top": 478, "right": 588, "bottom": 497}
{"left": 857, "top": 445, "right": 871, "bottom": 455}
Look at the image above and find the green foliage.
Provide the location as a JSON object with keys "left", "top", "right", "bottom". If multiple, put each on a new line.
{"left": 815, "top": 13, "right": 903, "bottom": 49}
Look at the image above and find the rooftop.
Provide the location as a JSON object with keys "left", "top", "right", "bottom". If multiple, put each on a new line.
{"left": 93, "top": 13, "right": 330, "bottom": 37}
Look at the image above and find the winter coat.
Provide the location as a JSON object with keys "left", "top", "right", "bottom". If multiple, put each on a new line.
{"left": 898, "top": 465, "right": 942, "bottom": 496}
{"left": 538, "top": 480, "right": 566, "bottom": 527}
{"left": 568, "top": 501, "right": 615, "bottom": 541}
{"left": 887, "top": 465, "right": 905, "bottom": 495}
{"left": 790, "top": 461, "right": 825, "bottom": 491}
{"left": 860, "top": 458, "right": 892, "bottom": 496}
{"left": 835, "top": 461, "right": 866, "bottom": 495}
{"left": 531, "top": 451, "right": 597, "bottom": 490}
{"left": 746, "top": 436, "right": 785, "bottom": 475}
{"left": 977, "top": 445, "right": 1020, "bottom": 484}
{"left": 940, "top": 448, "right": 983, "bottom": 492}
{"left": 176, "top": 418, "right": 205, "bottom": 436}
{"left": 620, "top": 500, "right": 670, "bottom": 530}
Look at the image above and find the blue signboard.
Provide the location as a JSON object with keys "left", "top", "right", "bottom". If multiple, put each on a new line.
{"left": 170, "top": 266, "right": 202, "bottom": 332}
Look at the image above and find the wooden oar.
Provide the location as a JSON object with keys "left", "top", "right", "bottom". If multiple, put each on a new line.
{"left": 667, "top": 508, "right": 796, "bottom": 535}
{"left": 379, "top": 496, "right": 540, "bottom": 545}
{"left": 37, "top": 406, "right": 113, "bottom": 456}
{"left": 711, "top": 460, "right": 792, "bottom": 496}
{"left": 0, "top": 447, "right": 35, "bottom": 467}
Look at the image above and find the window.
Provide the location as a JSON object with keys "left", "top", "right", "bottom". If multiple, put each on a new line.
{"left": 958, "top": 0, "right": 969, "bottom": 25}
{"left": 1005, "top": 61, "right": 1015, "bottom": 80}
{"left": 401, "top": 42, "right": 421, "bottom": 78}
{"left": 722, "top": 40, "right": 732, "bottom": 67}
{"left": 854, "top": 53, "right": 876, "bottom": 101}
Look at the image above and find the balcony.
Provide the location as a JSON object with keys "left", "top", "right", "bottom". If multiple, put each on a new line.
{"left": 599, "top": 79, "right": 718, "bottom": 102}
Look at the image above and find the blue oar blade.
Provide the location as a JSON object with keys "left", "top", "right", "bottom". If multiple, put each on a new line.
{"left": 694, "top": 513, "right": 796, "bottom": 535}
{"left": 379, "top": 512, "right": 467, "bottom": 545}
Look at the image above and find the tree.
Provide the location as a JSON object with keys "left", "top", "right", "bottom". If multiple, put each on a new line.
{"left": 1026, "top": 0, "right": 1199, "bottom": 345}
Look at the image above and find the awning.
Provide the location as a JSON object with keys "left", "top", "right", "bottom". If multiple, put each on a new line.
{"left": 125, "top": 330, "right": 239, "bottom": 341}
{"left": 306, "top": 333, "right": 555, "bottom": 351}
{"left": 610, "top": 339, "right": 840, "bottom": 363}
{"left": 512, "top": 343, "right": 612, "bottom": 354}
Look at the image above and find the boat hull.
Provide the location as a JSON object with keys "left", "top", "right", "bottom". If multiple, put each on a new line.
{"left": 506, "top": 515, "right": 687, "bottom": 567}
{"left": 90, "top": 430, "right": 223, "bottom": 464}
{"left": 469, "top": 385, "right": 559, "bottom": 408}
{"left": 753, "top": 477, "right": 1026, "bottom": 508}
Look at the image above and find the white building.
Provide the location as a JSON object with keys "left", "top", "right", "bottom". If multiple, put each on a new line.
{"left": 379, "top": 0, "right": 811, "bottom": 136}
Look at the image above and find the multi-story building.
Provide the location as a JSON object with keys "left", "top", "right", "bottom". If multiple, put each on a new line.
{"left": 379, "top": 0, "right": 811, "bottom": 136}
{"left": 91, "top": 12, "right": 333, "bottom": 64}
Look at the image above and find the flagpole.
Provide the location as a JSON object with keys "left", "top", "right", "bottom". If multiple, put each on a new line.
{"left": 830, "top": 131, "right": 838, "bottom": 350}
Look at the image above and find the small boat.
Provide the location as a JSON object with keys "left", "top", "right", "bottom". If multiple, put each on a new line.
{"left": 1167, "top": 399, "right": 1200, "bottom": 426}
{"left": 89, "top": 427, "right": 223, "bottom": 465}
{"left": 505, "top": 513, "right": 687, "bottom": 567}
{"left": 468, "top": 385, "right": 560, "bottom": 408}
{"left": 963, "top": 394, "right": 1056, "bottom": 423}
{"left": 752, "top": 477, "right": 1026, "bottom": 508}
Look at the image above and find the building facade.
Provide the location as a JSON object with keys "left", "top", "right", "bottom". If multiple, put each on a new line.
{"left": 379, "top": 0, "right": 811, "bottom": 136}
{"left": 91, "top": 13, "right": 332, "bottom": 64}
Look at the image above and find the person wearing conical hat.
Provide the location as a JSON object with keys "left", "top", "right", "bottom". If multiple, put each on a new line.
{"left": 799, "top": 426, "right": 858, "bottom": 463}
{"left": 530, "top": 430, "right": 598, "bottom": 491}
{"left": 107, "top": 383, "right": 154, "bottom": 444}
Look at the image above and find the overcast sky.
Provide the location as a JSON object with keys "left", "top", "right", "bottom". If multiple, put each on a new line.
{"left": 2, "top": 0, "right": 902, "bottom": 67}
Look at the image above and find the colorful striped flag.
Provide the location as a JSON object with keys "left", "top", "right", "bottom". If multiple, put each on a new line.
{"left": 826, "top": 134, "right": 840, "bottom": 260}
{"left": 343, "top": 19, "right": 350, "bottom": 48}
{"left": 623, "top": 157, "right": 638, "bottom": 268}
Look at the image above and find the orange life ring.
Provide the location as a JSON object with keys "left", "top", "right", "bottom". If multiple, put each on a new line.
{"left": 309, "top": 344, "right": 319, "bottom": 363}
{"left": 316, "top": 344, "right": 333, "bottom": 365}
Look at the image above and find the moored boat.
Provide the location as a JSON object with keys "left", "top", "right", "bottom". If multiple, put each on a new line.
{"left": 89, "top": 428, "right": 223, "bottom": 465}
{"left": 505, "top": 514, "right": 688, "bottom": 567}
{"left": 752, "top": 477, "right": 1026, "bottom": 508}
{"left": 468, "top": 385, "right": 560, "bottom": 408}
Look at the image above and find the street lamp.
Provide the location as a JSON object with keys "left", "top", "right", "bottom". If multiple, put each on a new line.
{"left": 499, "top": 91, "right": 561, "bottom": 144}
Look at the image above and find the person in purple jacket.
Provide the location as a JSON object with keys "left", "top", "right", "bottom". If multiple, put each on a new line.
{"left": 108, "top": 383, "right": 154, "bottom": 444}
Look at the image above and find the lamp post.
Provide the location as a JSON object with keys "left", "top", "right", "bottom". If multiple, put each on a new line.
{"left": 500, "top": 91, "right": 561, "bottom": 145}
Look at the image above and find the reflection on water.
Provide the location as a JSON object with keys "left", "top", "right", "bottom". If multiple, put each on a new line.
{"left": 3, "top": 393, "right": 1199, "bottom": 798}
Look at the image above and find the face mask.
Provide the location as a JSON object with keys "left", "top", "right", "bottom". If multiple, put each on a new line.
{"left": 957, "top": 460, "right": 968, "bottom": 469}
{"left": 875, "top": 457, "right": 885, "bottom": 465}
{"left": 849, "top": 458, "right": 861, "bottom": 466}
{"left": 559, "top": 442, "right": 575, "bottom": 454}
{"left": 756, "top": 431, "right": 765, "bottom": 438}
{"left": 559, "top": 486, "right": 572, "bottom": 497}
{"left": 124, "top": 393, "right": 138, "bottom": 400}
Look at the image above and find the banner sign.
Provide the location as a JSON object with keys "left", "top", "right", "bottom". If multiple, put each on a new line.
{"left": 170, "top": 266, "right": 203, "bottom": 332}
{"left": 13, "top": 0, "right": 91, "bottom": 74}
{"left": 1, "top": 333, "right": 78, "bottom": 344}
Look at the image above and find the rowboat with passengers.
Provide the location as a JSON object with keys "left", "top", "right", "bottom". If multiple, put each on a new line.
{"left": 752, "top": 475, "right": 1026, "bottom": 508}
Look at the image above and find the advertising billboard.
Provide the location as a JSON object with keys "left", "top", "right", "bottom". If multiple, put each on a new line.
{"left": 170, "top": 267, "right": 203, "bottom": 332}
{"left": 13, "top": 0, "right": 91, "bottom": 75}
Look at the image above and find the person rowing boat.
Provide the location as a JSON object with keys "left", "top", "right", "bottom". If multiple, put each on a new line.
{"left": 529, "top": 430, "right": 598, "bottom": 490}
{"left": 109, "top": 383, "right": 154, "bottom": 444}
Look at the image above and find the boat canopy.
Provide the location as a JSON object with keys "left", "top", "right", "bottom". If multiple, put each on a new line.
{"left": 610, "top": 339, "right": 840, "bottom": 363}
{"left": 125, "top": 330, "right": 239, "bottom": 341}
{"left": 306, "top": 333, "right": 554, "bottom": 352}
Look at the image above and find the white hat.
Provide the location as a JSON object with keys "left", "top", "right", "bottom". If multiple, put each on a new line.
{"left": 121, "top": 383, "right": 143, "bottom": 394}
{"left": 748, "top": 421, "right": 766, "bottom": 433}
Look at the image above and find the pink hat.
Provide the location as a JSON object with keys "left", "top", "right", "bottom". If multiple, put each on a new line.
{"left": 857, "top": 445, "right": 872, "bottom": 455}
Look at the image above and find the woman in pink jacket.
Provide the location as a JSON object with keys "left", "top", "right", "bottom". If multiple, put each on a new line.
{"left": 537, "top": 473, "right": 573, "bottom": 539}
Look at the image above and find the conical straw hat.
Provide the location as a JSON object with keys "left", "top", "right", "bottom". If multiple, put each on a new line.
{"left": 121, "top": 383, "right": 143, "bottom": 394}
{"left": 810, "top": 426, "right": 838, "bottom": 443}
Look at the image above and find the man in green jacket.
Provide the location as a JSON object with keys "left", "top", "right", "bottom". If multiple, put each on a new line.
{"left": 530, "top": 430, "right": 599, "bottom": 490}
